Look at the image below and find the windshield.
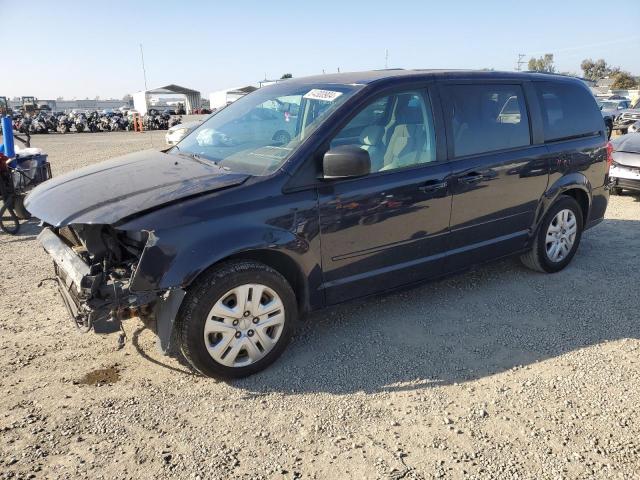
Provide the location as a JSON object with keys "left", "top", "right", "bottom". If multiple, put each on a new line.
{"left": 173, "top": 82, "right": 362, "bottom": 175}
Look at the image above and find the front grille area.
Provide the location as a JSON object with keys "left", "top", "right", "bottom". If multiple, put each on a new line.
{"left": 58, "top": 226, "right": 82, "bottom": 247}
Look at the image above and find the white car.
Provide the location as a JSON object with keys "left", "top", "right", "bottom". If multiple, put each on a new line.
{"left": 165, "top": 120, "right": 203, "bottom": 145}
{"left": 610, "top": 134, "right": 640, "bottom": 195}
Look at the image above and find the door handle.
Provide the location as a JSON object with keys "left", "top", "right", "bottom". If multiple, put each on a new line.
{"left": 458, "top": 173, "right": 485, "bottom": 184}
{"left": 418, "top": 181, "right": 448, "bottom": 193}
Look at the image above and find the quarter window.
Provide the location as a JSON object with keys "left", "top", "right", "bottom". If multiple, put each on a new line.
{"left": 535, "top": 82, "right": 603, "bottom": 142}
{"left": 444, "top": 84, "right": 531, "bottom": 157}
{"left": 330, "top": 91, "right": 437, "bottom": 173}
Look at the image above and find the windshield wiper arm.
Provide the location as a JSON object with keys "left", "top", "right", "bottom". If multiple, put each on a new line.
{"left": 173, "top": 150, "right": 220, "bottom": 166}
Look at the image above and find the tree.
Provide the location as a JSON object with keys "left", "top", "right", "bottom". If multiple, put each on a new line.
{"left": 280, "top": 73, "right": 293, "bottom": 79}
{"left": 580, "top": 58, "right": 620, "bottom": 81}
{"left": 528, "top": 54, "right": 556, "bottom": 73}
{"left": 611, "top": 72, "right": 638, "bottom": 90}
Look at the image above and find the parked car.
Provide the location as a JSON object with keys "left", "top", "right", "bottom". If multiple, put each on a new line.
{"left": 610, "top": 134, "right": 640, "bottom": 194}
{"left": 613, "top": 98, "right": 640, "bottom": 134}
{"left": 165, "top": 119, "right": 203, "bottom": 145}
{"left": 25, "top": 70, "right": 610, "bottom": 379}
{"left": 598, "top": 99, "right": 632, "bottom": 139}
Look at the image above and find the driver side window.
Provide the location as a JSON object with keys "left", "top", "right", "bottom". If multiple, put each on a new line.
{"left": 329, "top": 90, "right": 437, "bottom": 173}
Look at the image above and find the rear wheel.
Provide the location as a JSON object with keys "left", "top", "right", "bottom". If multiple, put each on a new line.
{"left": 521, "top": 195, "right": 583, "bottom": 273}
{"left": 177, "top": 260, "right": 297, "bottom": 379}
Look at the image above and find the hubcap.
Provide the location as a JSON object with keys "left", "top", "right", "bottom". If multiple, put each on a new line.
{"left": 545, "top": 209, "right": 577, "bottom": 263}
{"left": 203, "top": 284, "right": 285, "bottom": 368}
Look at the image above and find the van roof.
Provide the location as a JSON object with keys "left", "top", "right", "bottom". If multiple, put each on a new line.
{"left": 283, "top": 69, "right": 587, "bottom": 87}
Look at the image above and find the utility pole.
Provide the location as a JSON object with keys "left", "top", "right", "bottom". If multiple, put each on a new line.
{"left": 139, "top": 44, "right": 148, "bottom": 90}
{"left": 516, "top": 53, "right": 526, "bottom": 71}
{"left": 385, "top": 49, "right": 389, "bottom": 69}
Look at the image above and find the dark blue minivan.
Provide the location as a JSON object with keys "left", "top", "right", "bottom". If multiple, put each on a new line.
{"left": 26, "top": 70, "right": 610, "bottom": 378}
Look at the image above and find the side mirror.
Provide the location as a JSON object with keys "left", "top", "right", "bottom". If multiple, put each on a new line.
{"left": 322, "top": 145, "right": 370, "bottom": 179}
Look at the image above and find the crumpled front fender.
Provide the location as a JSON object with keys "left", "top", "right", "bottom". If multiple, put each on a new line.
{"left": 129, "top": 224, "right": 308, "bottom": 293}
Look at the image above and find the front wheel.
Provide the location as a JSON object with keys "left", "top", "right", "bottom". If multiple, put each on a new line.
{"left": 0, "top": 204, "right": 20, "bottom": 235}
{"left": 521, "top": 195, "right": 583, "bottom": 273}
{"left": 177, "top": 260, "right": 298, "bottom": 379}
{"left": 611, "top": 186, "right": 623, "bottom": 196}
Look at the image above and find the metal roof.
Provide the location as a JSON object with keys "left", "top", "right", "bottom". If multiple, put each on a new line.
{"left": 140, "top": 84, "right": 201, "bottom": 95}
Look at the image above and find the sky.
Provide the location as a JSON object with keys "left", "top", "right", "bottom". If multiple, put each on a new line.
{"left": 1, "top": 0, "right": 639, "bottom": 100}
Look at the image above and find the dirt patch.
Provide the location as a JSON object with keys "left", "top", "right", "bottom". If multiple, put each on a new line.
{"left": 77, "top": 365, "right": 121, "bottom": 386}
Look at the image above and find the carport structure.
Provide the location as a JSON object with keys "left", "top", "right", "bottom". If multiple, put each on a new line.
{"left": 132, "top": 84, "right": 201, "bottom": 115}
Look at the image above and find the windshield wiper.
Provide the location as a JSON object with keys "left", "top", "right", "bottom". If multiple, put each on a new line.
{"left": 172, "top": 150, "right": 223, "bottom": 166}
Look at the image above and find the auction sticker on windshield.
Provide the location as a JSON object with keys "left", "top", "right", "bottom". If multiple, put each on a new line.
{"left": 303, "top": 89, "right": 343, "bottom": 102}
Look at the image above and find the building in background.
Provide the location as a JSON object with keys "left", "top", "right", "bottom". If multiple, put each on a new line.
{"left": 209, "top": 86, "right": 257, "bottom": 110}
{"left": 132, "top": 84, "right": 201, "bottom": 115}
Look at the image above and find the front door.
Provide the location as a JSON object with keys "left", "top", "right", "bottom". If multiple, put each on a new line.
{"left": 317, "top": 89, "right": 452, "bottom": 305}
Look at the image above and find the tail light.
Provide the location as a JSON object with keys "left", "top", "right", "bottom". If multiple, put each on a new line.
{"left": 606, "top": 142, "right": 614, "bottom": 170}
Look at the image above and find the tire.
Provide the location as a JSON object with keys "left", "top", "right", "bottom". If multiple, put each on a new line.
{"left": 12, "top": 194, "right": 31, "bottom": 220}
{"left": 611, "top": 187, "right": 623, "bottom": 196}
{"left": 0, "top": 204, "right": 20, "bottom": 235}
{"left": 177, "top": 260, "right": 298, "bottom": 379}
{"left": 521, "top": 195, "right": 584, "bottom": 273}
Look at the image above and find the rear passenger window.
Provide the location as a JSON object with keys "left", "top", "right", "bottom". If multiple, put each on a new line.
{"left": 444, "top": 85, "right": 531, "bottom": 157}
{"left": 536, "top": 82, "right": 603, "bottom": 142}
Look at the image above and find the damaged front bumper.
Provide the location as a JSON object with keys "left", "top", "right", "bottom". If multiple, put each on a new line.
{"left": 38, "top": 227, "right": 156, "bottom": 332}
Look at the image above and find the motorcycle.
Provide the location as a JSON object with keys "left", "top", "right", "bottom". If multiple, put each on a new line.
{"left": 73, "top": 113, "right": 88, "bottom": 133}
{"left": 57, "top": 114, "right": 72, "bottom": 133}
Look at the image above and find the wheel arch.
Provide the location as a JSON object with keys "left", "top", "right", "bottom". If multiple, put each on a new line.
{"left": 152, "top": 244, "right": 312, "bottom": 356}
{"left": 535, "top": 173, "right": 592, "bottom": 231}
{"left": 224, "top": 248, "right": 310, "bottom": 316}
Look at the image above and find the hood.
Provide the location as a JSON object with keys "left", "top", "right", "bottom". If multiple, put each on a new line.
{"left": 25, "top": 149, "right": 249, "bottom": 227}
{"left": 612, "top": 134, "right": 640, "bottom": 154}
{"left": 612, "top": 134, "right": 640, "bottom": 167}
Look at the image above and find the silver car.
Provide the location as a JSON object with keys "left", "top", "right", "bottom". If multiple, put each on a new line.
{"left": 610, "top": 134, "right": 640, "bottom": 195}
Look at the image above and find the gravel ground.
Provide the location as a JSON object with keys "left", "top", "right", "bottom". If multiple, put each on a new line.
{"left": 1, "top": 131, "right": 639, "bottom": 480}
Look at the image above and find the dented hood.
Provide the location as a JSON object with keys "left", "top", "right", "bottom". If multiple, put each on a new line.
{"left": 24, "top": 149, "right": 249, "bottom": 227}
